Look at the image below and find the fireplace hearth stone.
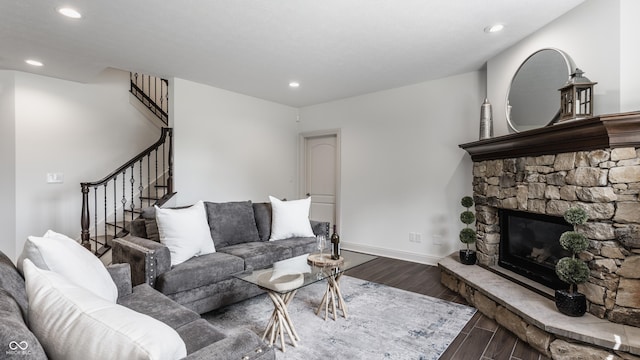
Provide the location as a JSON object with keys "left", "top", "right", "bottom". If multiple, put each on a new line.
{"left": 439, "top": 254, "right": 640, "bottom": 357}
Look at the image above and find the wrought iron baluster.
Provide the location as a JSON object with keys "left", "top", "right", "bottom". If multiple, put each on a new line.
{"left": 130, "top": 164, "right": 135, "bottom": 222}
{"left": 103, "top": 183, "right": 108, "bottom": 250}
{"left": 168, "top": 129, "right": 173, "bottom": 193}
{"left": 138, "top": 159, "right": 144, "bottom": 215}
{"left": 155, "top": 148, "right": 159, "bottom": 200}
{"left": 147, "top": 154, "right": 151, "bottom": 206}
{"left": 162, "top": 141, "right": 166, "bottom": 192}
{"left": 121, "top": 169, "right": 127, "bottom": 238}
{"left": 93, "top": 187, "right": 98, "bottom": 253}
{"left": 113, "top": 176, "right": 117, "bottom": 245}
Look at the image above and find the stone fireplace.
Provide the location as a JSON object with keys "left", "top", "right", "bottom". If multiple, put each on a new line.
{"left": 462, "top": 112, "right": 640, "bottom": 327}
{"left": 440, "top": 112, "right": 640, "bottom": 357}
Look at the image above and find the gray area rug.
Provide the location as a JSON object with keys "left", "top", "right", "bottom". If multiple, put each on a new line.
{"left": 203, "top": 276, "right": 476, "bottom": 360}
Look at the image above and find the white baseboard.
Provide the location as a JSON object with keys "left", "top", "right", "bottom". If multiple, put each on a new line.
{"left": 341, "top": 242, "right": 443, "bottom": 266}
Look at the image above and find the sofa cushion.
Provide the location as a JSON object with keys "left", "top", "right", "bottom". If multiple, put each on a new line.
{"left": 186, "top": 329, "right": 268, "bottom": 360}
{"left": 165, "top": 278, "right": 263, "bottom": 315}
{"left": 252, "top": 202, "right": 272, "bottom": 242}
{"left": 218, "top": 242, "right": 293, "bottom": 270}
{"left": 175, "top": 318, "right": 226, "bottom": 355}
{"left": 268, "top": 196, "right": 315, "bottom": 240}
{"left": 24, "top": 260, "right": 187, "bottom": 360}
{"left": 0, "top": 289, "right": 47, "bottom": 360}
{"left": 155, "top": 201, "right": 216, "bottom": 266}
{"left": 155, "top": 252, "right": 245, "bottom": 295}
{"left": 118, "top": 283, "right": 201, "bottom": 329}
{"left": 18, "top": 230, "right": 118, "bottom": 302}
{"left": 205, "top": 201, "right": 261, "bottom": 248}
{"left": 264, "top": 237, "right": 317, "bottom": 258}
{"left": 0, "top": 251, "right": 29, "bottom": 319}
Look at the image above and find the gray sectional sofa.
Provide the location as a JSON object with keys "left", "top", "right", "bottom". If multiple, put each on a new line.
{"left": 0, "top": 250, "right": 274, "bottom": 360}
{"left": 113, "top": 201, "right": 329, "bottom": 314}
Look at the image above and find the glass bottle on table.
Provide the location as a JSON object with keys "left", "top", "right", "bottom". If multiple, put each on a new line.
{"left": 331, "top": 225, "right": 340, "bottom": 260}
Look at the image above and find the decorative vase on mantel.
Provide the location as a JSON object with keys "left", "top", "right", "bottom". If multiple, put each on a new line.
{"left": 554, "top": 207, "right": 590, "bottom": 317}
{"left": 479, "top": 98, "right": 493, "bottom": 140}
{"left": 458, "top": 196, "right": 477, "bottom": 265}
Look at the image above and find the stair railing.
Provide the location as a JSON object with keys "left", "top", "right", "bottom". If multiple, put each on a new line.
{"left": 80, "top": 128, "right": 173, "bottom": 254}
{"left": 130, "top": 73, "right": 169, "bottom": 126}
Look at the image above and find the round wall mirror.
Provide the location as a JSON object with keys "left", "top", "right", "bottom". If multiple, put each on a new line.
{"left": 506, "top": 48, "right": 574, "bottom": 132}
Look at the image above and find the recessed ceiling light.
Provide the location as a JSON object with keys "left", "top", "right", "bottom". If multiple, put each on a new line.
{"left": 289, "top": 82, "right": 300, "bottom": 88}
{"left": 484, "top": 24, "right": 504, "bottom": 33}
{"left": 25, "top": 59, "right": 44, "bottom": 67}
{"left": 57, "top": 7, "right": 82, "bottom": 19}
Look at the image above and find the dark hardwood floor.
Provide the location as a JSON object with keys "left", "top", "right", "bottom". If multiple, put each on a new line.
{"left": 345, "top": 255, "right": 549, "bottom": 360}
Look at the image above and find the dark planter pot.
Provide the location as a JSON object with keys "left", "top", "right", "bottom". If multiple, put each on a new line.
{"left": 555, "top": 289, "right": 587, "bottom": 317}
{"left": 459, "top": 249, "right": 477, "bottom": 265}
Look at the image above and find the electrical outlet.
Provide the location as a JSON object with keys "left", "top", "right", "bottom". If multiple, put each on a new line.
{"left": 409, "top": 232, "right": 423, "bottom": 243}
{"left": 432, "top": 234, "right": 442, "bottom": 245}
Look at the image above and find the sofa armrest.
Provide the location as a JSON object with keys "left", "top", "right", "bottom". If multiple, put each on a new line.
{"left": 106, "top": 263, "right": 132, "bottom": 298}
{"left": 112, "top": 235, "right": 171, "bottom": 287}
{"left": 310, "top": 220, "right": 330, "bottom": 239}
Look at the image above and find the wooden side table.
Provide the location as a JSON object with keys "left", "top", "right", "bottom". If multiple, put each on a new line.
{"left": 307, "top": 254, "right": 347, "bottom": 321}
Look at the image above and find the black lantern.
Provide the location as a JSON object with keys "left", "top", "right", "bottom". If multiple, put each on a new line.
{"left": 559, "top": 68, "right": 597, "bottom": 121}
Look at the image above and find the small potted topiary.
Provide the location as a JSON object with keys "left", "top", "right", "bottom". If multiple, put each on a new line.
{"left": 555, "top": 207, "right": 590, "bottom": 317}
{"left": 459, "top": 196, "right": 477, "bottom": 265}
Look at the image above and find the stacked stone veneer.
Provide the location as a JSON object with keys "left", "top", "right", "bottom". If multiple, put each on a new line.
{"left": 472, "top": 147, "right": 640, "bottom": 327}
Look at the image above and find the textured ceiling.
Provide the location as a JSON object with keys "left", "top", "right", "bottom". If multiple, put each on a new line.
{"left": 0, "top": 0, "right": 584, "bottom": 107}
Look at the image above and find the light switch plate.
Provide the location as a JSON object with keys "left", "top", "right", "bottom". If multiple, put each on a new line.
{"left": 46, "top": 172, "right": 64, "bottom": 184}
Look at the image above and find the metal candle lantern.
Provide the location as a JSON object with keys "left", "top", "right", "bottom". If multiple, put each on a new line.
{"left": 559, "top": 68, "right": 597, "bottom": 121}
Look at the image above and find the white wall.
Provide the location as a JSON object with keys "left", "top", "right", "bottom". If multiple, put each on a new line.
{"left": 299, "top": 71, "right": 483, "bottom": 264}
{"left": 8, "top": 69, "right": 160, "bottom": 260}
{"left": 0, "top": 72, "right": 17, "bottom": 259}
{"left": 171, "top": 78, "right": 299, "bottom": 205}
{"left": 488, "top": 0, "right": 622, "bottom": 137}
{"left": 620, "top": 0, "right": 640, "bottom": 112}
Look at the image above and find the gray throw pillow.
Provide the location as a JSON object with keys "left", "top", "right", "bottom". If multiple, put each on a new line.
{"left": 252, "top": 202, "right": 272, "bottom": 242}
{"left": 141, "top": 207, "right": 160, "bottom": 242}
{"left": 205, "top": 201, "right": 260, "bottom": 248}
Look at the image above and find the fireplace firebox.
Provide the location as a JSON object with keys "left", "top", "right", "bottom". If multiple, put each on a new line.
{"left": 498, "top": 209, "right": 572, "bottom": 290}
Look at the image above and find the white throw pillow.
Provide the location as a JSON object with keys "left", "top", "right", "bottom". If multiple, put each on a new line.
{"left": 17, "top": 230, "right": 118, "bottom": 302}
{"left": 155, "top": 200, "right": 216, "bottom": 266}
{"left": 268, "top": 196, "right": 315, "bottom": 240}
{"left": 23, "top": 260, "right": 187, "bottom": 360}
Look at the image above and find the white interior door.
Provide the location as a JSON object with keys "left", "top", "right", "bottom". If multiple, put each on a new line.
{"left": 300, "top": 132, "right": 339, "bottom": 227}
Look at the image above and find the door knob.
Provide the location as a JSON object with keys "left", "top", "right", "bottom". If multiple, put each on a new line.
{"left": 306, "top": 193, "right": 311, "bottom": 197}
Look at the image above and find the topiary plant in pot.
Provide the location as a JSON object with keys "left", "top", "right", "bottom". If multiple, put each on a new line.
{"left": 555, "top": 207, "right": 590, "bottom": 317}
{"left": 459, "top": 196, "right": 477, "bottom": 265}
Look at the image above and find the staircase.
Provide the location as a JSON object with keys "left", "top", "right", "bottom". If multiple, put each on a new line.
{"left": 81, "top": 73, "right": 172, "bottom": 259}
{"left": 130, "top": 72, "right": 169, "bottom": 126}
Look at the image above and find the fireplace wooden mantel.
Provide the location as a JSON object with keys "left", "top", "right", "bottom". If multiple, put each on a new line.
{"left": 459, "top": 111, "right": 640, "bottom": 161}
